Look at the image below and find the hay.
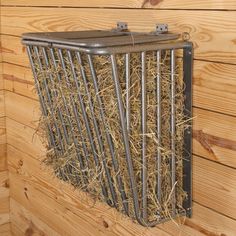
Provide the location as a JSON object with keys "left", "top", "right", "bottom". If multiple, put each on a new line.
{"left": 32, "top": 47, "right": 190, "bottom": 225}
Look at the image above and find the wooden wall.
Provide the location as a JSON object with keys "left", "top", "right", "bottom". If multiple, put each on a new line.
{"left": 0, "top": 12, "right": 11, "bottom": 235}
{"left": 1, "top": 1, "right": 236, "bottom": 235}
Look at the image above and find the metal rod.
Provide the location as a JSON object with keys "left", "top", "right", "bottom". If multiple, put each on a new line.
{"left": 56, "top": 48, "right": 89, "bottom": 185}
{"left": 23, "top": 40, "right": 190, "bottom": 56}
{"left": 26, "top": 46, "right": 66, "bottom": 180}
{"left": 26, "top": 46, "right": 54, "bottom": 145}
{"left": 156, "top": 50, "right": 162, "bottom": 203}
{"left": 86, "top": 54, "right": 129, "bottom": 213}
{"left": 66, "top": 50, "right": 91, "bottom": 170}
{"left": 170, "top": 49, "right": 176, "bottom": 215}
{"left": 110, "top": 54, "right": 143, "bottom": 223}
{"left": 87, "top": 54, "right": 122, "bottom": 208}
{"left": 125, "top": 53, "right": 130, "bottom": 132}
{"left": 48, "top": 47, "right": 85, "bottom": 180}
{"left": 35, "top": 47, "right": 64, "bottom": 151}
{"left": 74, "top": 52, "right": 112, "bottom": 204}
{"left": 141, "top": 51, "right": 147, "bottom": 220}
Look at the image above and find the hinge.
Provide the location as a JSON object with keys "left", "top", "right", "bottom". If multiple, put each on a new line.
{"left": 116, "top": 22, "right": 128, "bottom": 31}
{"left": 155, "top": 24, "right": 168, "bottom": 34}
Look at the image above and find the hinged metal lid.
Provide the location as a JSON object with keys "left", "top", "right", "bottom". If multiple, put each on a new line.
{"left": 22, "top": 30, "right": 180, "bottom": 48}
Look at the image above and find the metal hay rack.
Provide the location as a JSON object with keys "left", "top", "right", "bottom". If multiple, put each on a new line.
{"left": 22, "top": 23, "right": 193, "bottom": 227}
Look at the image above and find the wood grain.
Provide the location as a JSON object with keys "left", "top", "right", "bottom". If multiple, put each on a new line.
{"left": 0, "top": 171, "right": 10, "bottom": 227}
{"left": 11, "top": 198, "right": 59, "bottom": 236}
{"left": 0, "top": 91, "right": 5, "bottom": 118}
{"left": 8, "top": 143, "right": 236, "bottom": 236}
{"left": 6, "top": 118, "right": 45, "bottom": 158}
{"left": 193, "top": 61, "right": 236, "bottom": 116}
{"left": 2, "top": 0, "right": 236, "bottom": 10}
{"left": 193, "top": 108, "right": 236, "bottom": 168}
{"left": 0, "top": 144, "right": 7, "bottom": 172}
{"left": 8, "top": 147, "right": 170, "bottom": 236}
{"left": 3, "top": 63, "right": 36, "bottom": 100}
{"left": 5, "top": 91, "right": 39, "bottom": 130}
{"left": 2, "top": 7, "right": 236, "bottom": 64}
{"left": 193, "top": 156, "right": 236, "bottom": 220}
{"left": 0, "top": 223, "right": 11, "bottom": 236}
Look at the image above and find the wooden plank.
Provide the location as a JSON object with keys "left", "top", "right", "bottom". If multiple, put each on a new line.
{"left": 3, "top": 62, "right": 36, "bottom": 100}
{"left": 193, "top": 60, "right": 236, "bottom": 116}
{"left": 3, "top": 57, "right": 236, "bottom": 117}
{"left": 8, "top": 149, "right": 170, "bottom": 236}
{"left": 6, "top": 118, "right": 45, "bottom": 158}
{"left": 0, "top": 90, "right": 5, "bottom": 118}
{"left": 0, "top": 171, "right": 9, "bottom": 200}
{"left": 160, "top": 203, "right": 236, "bottom": 236}
{"left": 193, "top": 156, "right": 236, "bottom": 220}
{"left": 0, "top": 223, "right": 11, "bottom": 236}
{"left": 5, "top": 91, "right": 39, "bottom": 130}
{"left": 8, "top": 144, "right": 236, "bottom": 236}
{"left": 0, "top": 117, "right": 6, "bottom": 146}
{"left": 2, "top": 8, "right": 236, "bottom": 64}
{"left": 0, "top": 144, "right": 7, "bottom": 172}
{"left": 11, "top": 223, "right": 26, "bottom": 236}
{"left": 0, "top": 205, "right": 9, "bottom": 225}
{"left": 11, "top": 198, "right": 60, "bottom": 236}
{"left": 5, "top": 92, "right": 236, "bottom": 168}
{"left": 2, "top": 0, "right": 236, "bottom": 10}
{"left": 0, "top": 63, "right": 3, "bottom": 91}
{"left": 193, "top": 108, "right": 236, "bottom": 168}
{"left": 0, "top": 171, "right": 10, "bottom": 227}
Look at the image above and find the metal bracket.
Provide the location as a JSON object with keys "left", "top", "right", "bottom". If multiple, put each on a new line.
{"left": 156, "top": 24, "right": 168, "bottom": 34}
{"left": 116, "top": 22, "right": 128, "bottom": 31}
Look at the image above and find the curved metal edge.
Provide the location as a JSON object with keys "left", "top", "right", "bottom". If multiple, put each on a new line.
{"left": 22, "top": 39, "right": 192, "bottom": 55}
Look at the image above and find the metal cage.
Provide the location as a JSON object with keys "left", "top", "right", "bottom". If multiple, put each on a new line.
{"left": 22, "top": 26, "right": 193, "bottom": 227}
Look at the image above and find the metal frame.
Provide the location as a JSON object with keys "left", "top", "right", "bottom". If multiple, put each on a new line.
{"left": 23, "top": 29, "right": 193, "bottom": 227}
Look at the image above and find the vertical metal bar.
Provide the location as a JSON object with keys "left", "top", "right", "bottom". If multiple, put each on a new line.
{"left": 125, "top": 53, "right": 130, "bottom": 132}
{"left": 53, "top": 48, "right": 89, "bottom": 185}
{"left": 40, "top": 47, "right": 65, "bottom": 153}
{"left": 26, "top": 46, "right": 55, "bottom": 149}
{"left": 69, "top": 51, "right": 129, "bottom": 213}
{"left": 66, "top": 51, "right": 110, "bottom": 202}
{"left": 87, "top": 54, "right": 123, "bottom": 209}
{"left": 156, "top": 50, "right": 162, "bottom": 203}
{"left": 49, "top": 48, "right": 88, "bottom": 181}
{"left": 182, "top": 44, "right": 193, "bottom": 218}
{"left": 110, "top": 54, "right": 143, "bottom": 223}
{"left": 141, "top": 51, "right": 147, "bottom": 220}
{"left": 73, "top": 52, "right": 111, "bottom": 204}
{"left": 26, "top": 46, "right": 66, "bottom": 180}
{"left": 57, "top": 49, "right": 87, "bottom": 168}
{"left": 65, "top": 51, "right": 92, "bottom": 171}
{"left": 170, "top": 49, "right": 176, "bottom": 215}
{"left": 86, "top": 53, "right": 129, "bottom": 213}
